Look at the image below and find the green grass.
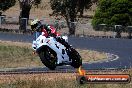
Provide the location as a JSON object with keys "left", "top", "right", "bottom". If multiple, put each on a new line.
{"left": 0, "top": 43, "right": 43, "bottom": 68}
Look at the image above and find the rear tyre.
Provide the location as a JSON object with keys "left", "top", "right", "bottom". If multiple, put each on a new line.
{"left": 39, "top": 47, "right": 57, "bottom": 70}
{"left": 70, "top": 48, "right": 82, "bottom": 68}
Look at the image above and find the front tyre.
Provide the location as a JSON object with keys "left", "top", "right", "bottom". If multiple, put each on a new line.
{"left": 39, "top": 47, "right": 57, "bottom": 70}
{"left": 70, "top": 48, "right": 82, "bottom": 68}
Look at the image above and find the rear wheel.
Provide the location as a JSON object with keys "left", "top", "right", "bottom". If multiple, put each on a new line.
{"left": 39, "top": 47, "right": 57, "bottom": 70}
{"left": 70, "top": 48, "right": 82, "bottom": 68}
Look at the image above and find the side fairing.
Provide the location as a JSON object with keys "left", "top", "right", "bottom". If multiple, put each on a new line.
{"left": 45, "top": 37, "right": 69, "bottom": 62}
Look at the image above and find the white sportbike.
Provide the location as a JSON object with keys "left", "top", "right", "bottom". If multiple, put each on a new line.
{"left": 32, "top": 33, "right": 82, "bottom": 70}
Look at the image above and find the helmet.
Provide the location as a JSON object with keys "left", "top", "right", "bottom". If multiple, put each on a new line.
{"left": 31, "top": 19, "right": 42, "bottom": 31}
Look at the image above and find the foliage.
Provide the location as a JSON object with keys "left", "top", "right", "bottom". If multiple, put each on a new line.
{"left": 92, "top": 0, "right": 132, "bottom": 31}
{"left": 50, "top": 0, "right": 78, "bottom": 35}
{"left": 77, "top": 0, "right": 98, "bottom": 16}
{"left": 0, "top": 0, "right": 16, "bottom": 13}
{"left": 19, "top": 0, "right": 41, "bottom": 18}
{"left": 50, "top": 0, "right": 97, "bottom": 35}
{"left": 34, "top": 0, "right": 41, "bottom": 6}
{"left": 19, "top": 0, "right": 41, "bottom": 31}
{"left": 50, "top": 0, "right": 76, "bottom": 19}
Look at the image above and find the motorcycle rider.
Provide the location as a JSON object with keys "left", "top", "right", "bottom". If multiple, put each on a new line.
{"left": 30, "top": 19, "right": 71, "bottom": 51}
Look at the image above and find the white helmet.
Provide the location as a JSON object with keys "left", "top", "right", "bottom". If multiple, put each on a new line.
{"left": 31, "top": 19, "right": 41, "bottom": 31}
{"left": 31, "top": 19, "right": 39, "bottom": 25}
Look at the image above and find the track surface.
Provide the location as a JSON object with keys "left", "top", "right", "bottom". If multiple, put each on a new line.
{"left": 0, "top": 32, "right": 132, "bottom": 71}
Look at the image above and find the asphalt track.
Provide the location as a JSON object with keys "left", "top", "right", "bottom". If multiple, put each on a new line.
{"left": 0, "top": 32, "right": 132, "bottom": 71}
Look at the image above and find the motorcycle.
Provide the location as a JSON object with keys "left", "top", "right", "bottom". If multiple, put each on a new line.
{"left": 32, "top": 32, "right": 82, "bottom": 70}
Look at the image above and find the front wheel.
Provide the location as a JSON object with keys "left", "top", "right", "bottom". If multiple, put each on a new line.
{"left": 70, "top": 48, "right": 82, "bottom": 68}
{"left": 39, "top": 47, "right": 57, "bottom": 70}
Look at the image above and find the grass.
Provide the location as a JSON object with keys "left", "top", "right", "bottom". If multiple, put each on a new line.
{"left": 0, "top": 71, "right": 131, "bottom": 88}
{"left": 0, "top": 41, "right": 106, "bottom": 68}
{"left": 0, "top": 41, "right": 43, "bottom": 68}
{"left": 77, "top": 49, "right": 106, "bottom": 62}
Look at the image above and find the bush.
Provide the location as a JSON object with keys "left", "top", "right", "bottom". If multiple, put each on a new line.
{"left": 92, "top": 0, "right": 132, "bottom": 31}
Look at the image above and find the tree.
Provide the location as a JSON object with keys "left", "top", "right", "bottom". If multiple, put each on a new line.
{"left": 18, "top": 0, "right": 41, "bottom": 31}
{"left": 50, "top": 0, "right": 96, "bottom": 35}
{"left": 78, "top": 0, "right": 92, "bottom": 17}
{"left": 92, "top": 0, "right": 132, "bottom": 38}
{"left": 77, "top": 0, "right": 98, "bottom": 17}
{"left": 50, "top": 0, "right": 77, "bottom": 35}
{"left": 0, "top": 0, "right": 16, "bottom": 15}
{"left": 19, "top": 0, "right": 41, "bottom": 20}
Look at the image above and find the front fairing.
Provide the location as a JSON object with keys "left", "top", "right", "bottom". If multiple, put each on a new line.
{"left": 32, "top": 32, "right": 42, "bottom": 50}
{"left": 35, "top": 35, "right": 47, "bottom": 49}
